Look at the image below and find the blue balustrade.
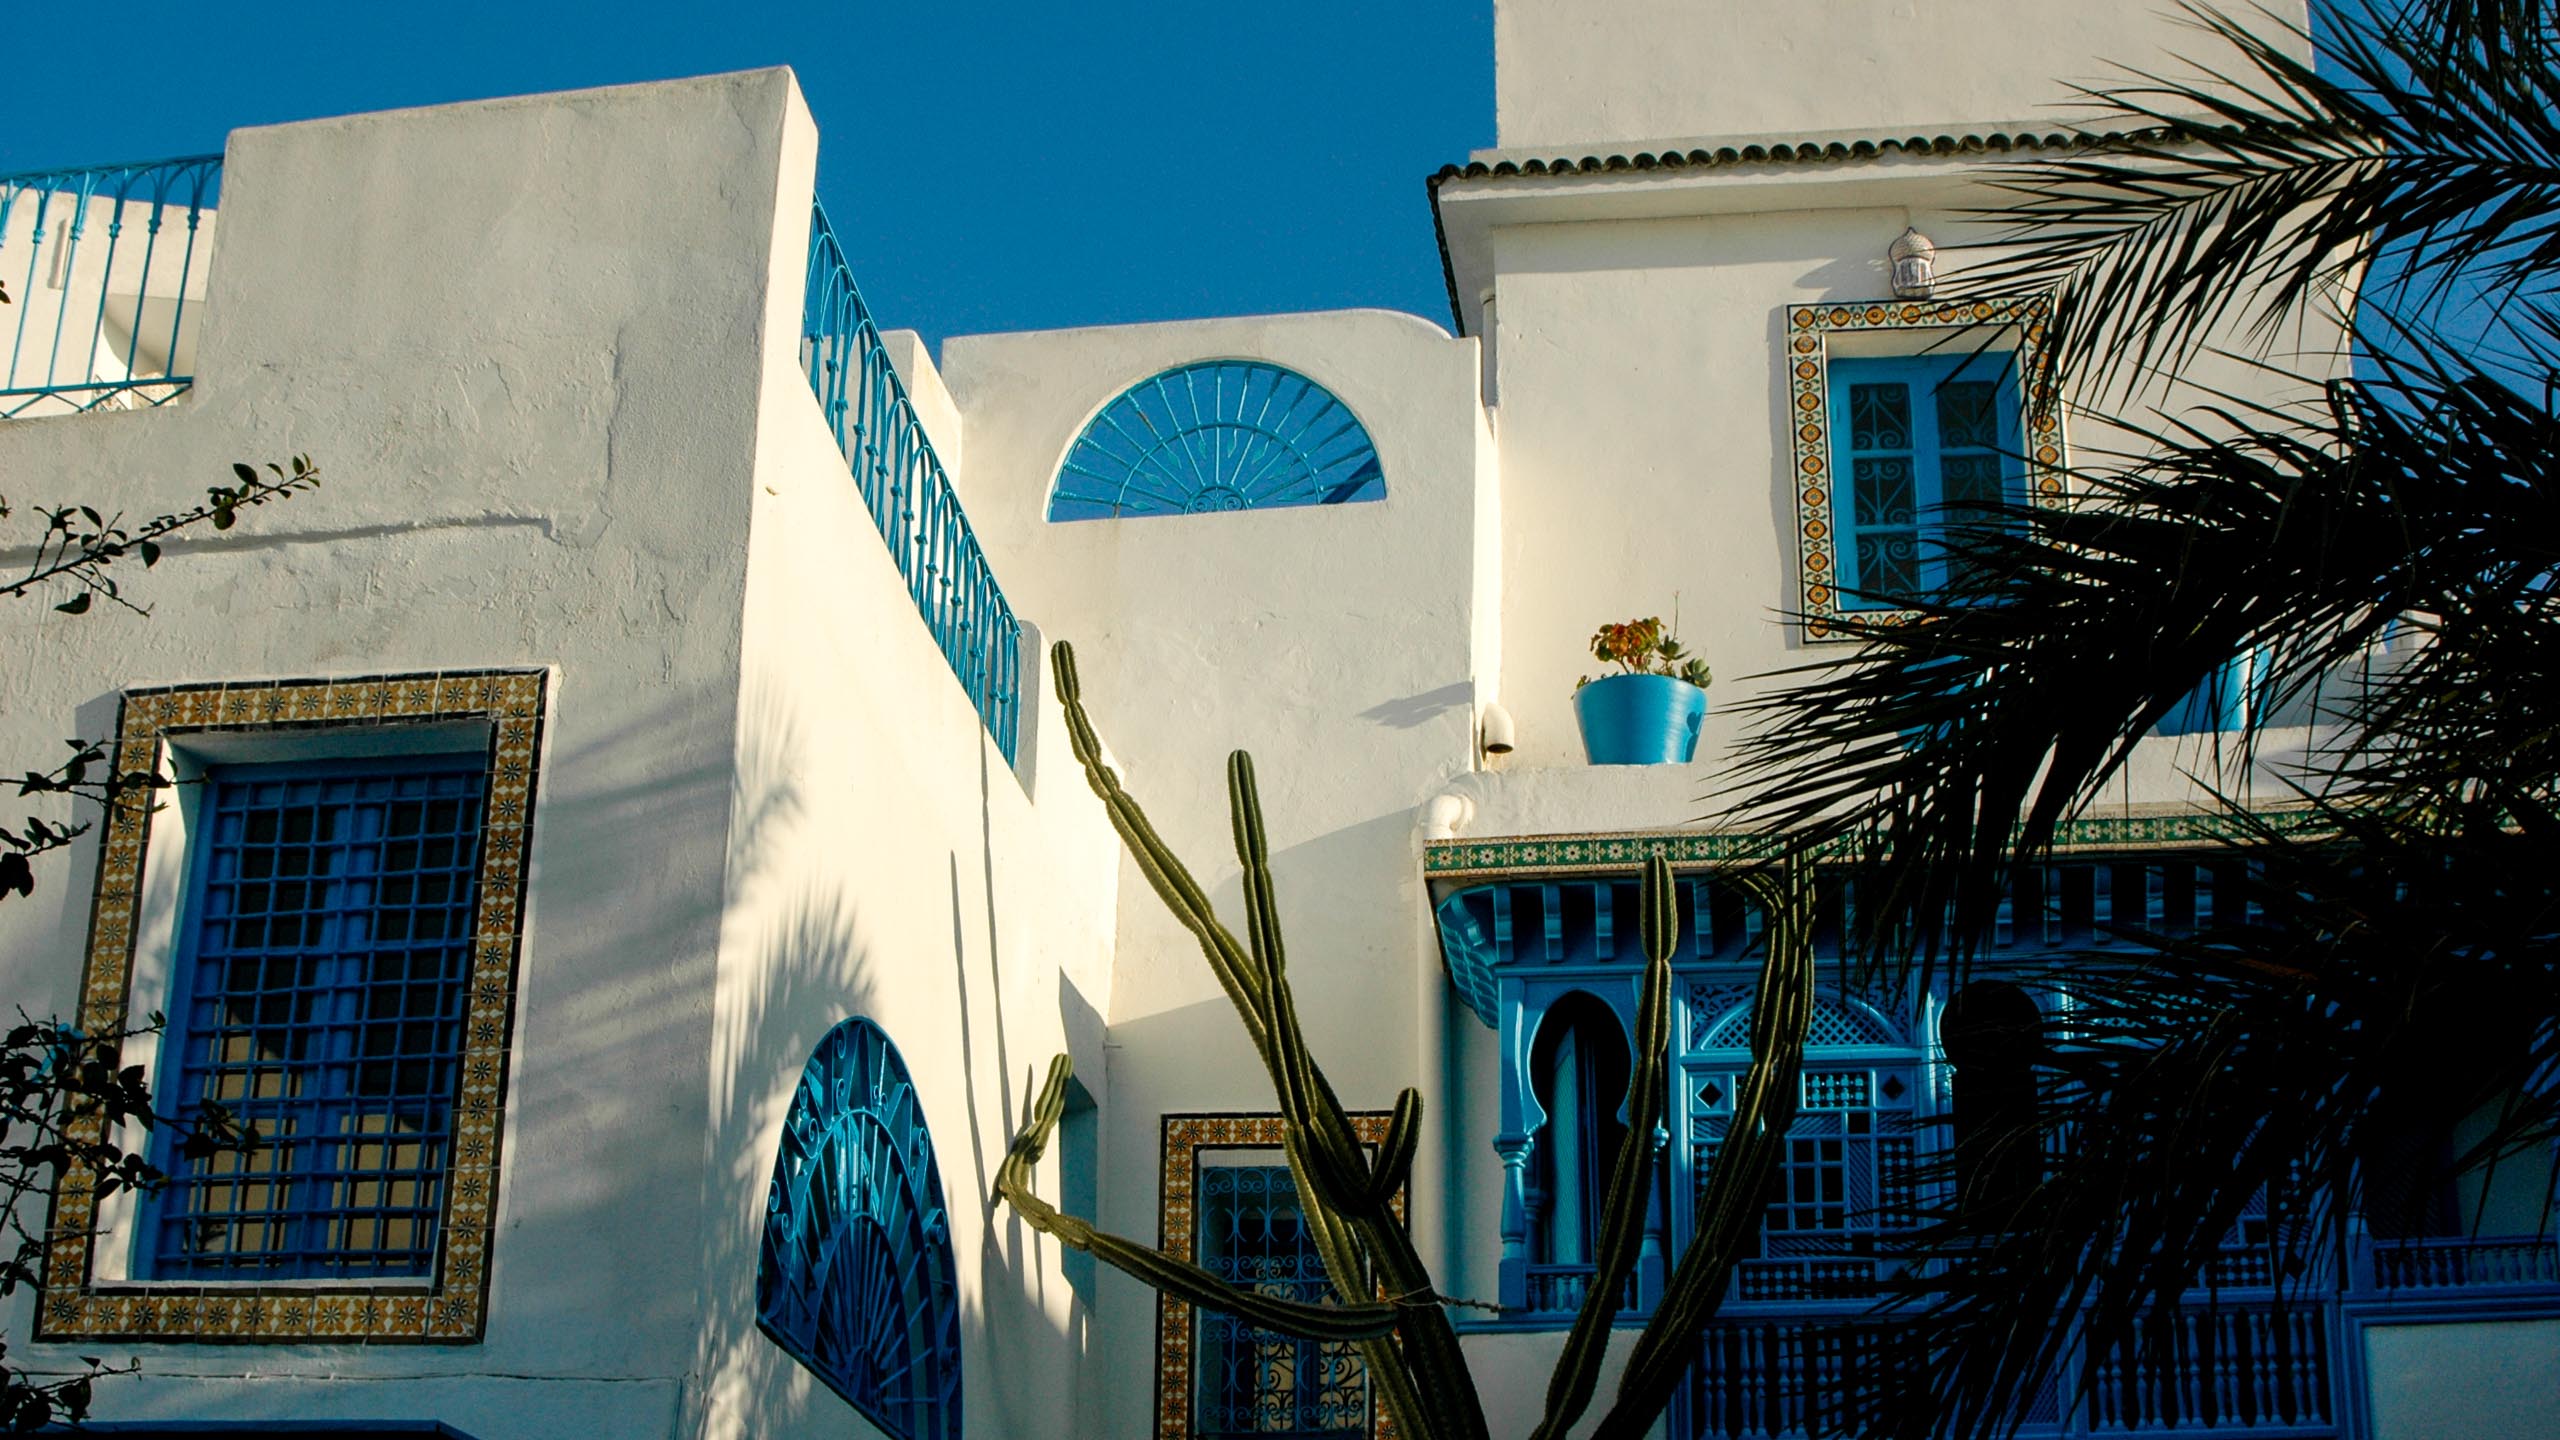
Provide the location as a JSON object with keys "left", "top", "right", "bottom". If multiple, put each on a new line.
{"left": 802, "top": 203, "right": 1022, "bottom": 760}
{"left": 1, "top": 155, "right": 220, "bottom": 420}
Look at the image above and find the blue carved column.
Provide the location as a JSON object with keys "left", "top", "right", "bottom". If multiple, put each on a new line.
{"left": 1494, "top": 1131, "right": 1532, "bottom": 1312}
{"left": 1640, "top": 1122, "right": 1669, "bottom": 1306}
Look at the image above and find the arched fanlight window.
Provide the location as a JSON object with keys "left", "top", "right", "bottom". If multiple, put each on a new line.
{"left": 1529, "top": 993, "right": 1632, "bottom": 1267}
{"left": 757, "top": 1017, "right": 962, "bottom": 1440}
{"left": 1941, "top": 981, "right": 2046, "bottom": 1226}
{"left": 1048, "top": 360, "right": 1384, "bottom": 520}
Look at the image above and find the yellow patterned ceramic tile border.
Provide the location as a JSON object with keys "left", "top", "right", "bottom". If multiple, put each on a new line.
{"left": 1786, "top": 297, "right": 2064, "bottom": 639}
{"left": 37, "top": 668, "right": 549, "bottom": 1345}
{"left": 1155, "top": 1112, "right": 1400, "bottom": 1440}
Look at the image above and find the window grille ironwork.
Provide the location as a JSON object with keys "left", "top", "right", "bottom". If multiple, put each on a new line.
{"left": 1048, "top": 360, "right": 1384, "bottom": 521}
{"left": 1194, "top": 1164, "right": 1371, "bottom": 1438}
{"left": 1, "top": 155, "right": 220, "bottom": 420}
{"left": 144, "top": 756, "right": 485, "bottom": 1280}
{"left": 757, "top": 1017, "right": 962, "bottom": 1440}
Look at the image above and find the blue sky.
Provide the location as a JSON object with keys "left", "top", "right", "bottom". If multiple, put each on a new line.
{"left": 3, "top": 1, "right": 1494, "bottom": 349}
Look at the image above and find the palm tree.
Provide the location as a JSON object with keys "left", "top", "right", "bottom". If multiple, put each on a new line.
{"left": 1728, "top": 0, "right": 2560, "bottom": 1432}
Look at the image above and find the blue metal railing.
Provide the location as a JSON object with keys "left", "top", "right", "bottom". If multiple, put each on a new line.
{"left": 1, "top": 155, "right": 220, "bottom": 420}
{"left": 802, "top": 203, "right": 1021, "bottom": 761}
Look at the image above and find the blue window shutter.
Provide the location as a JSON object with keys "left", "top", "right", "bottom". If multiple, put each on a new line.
{"left": 1828, "top": 352, "right": 2024, "bottom": 608}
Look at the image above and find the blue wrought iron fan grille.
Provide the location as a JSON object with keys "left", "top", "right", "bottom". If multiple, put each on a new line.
{"left": 1049, "top": 360, "right": 1385, "bottom": 520}
{"left": 756, "top": 1017, "right": 963, "bottom": 1440}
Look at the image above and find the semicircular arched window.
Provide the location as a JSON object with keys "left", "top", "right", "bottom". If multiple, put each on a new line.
{"left": 757, "top": 1017, "right": 962, "bottom": 1440}
{"left": 1048, "top": 360, "right": 1385, "bottom": 520}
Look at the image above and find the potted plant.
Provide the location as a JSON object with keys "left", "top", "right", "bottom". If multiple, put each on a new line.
{"left": 1574, "top": 616, "right": 1712, "bottom": 764}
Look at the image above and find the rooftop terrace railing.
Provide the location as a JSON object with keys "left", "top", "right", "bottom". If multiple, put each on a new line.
{"left": 1, "top": 155, "right": 220, "bottom": 420}
{"left": 802, "top": 203, "right": 1021, "bottom": 762}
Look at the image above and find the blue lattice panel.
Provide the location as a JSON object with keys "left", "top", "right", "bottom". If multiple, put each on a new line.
{"left": 1692, "top": 1063, "right": 1918, "bottom": 1305}
{"left": 757, "top": 1018, "right": 961, "bottom": 1440}
{"left": 147, "top": 758, "right": 486, "bottom": 1280}
{"left": 1049, "top": 361, "right": 1385, "bottom": 520}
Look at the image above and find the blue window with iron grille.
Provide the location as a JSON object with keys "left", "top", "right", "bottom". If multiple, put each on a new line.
{"left": 757, "top": 1017, "right": 962, "bottom": 1440}
{"left": 142, "top": 755, "right": 487, "bottom": 1280}
{"left": 1049, "top": 361, "right": 1384, "bottom": 521}
{"left": 1828, "top": 352, "right": 2024, "bottom": 609}
{"left": 1195, "top": 1165, "right": 1370, "bottom": 1438}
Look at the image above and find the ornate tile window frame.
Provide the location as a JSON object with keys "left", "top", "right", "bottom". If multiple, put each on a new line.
{"left": 1786, "top": 297, "right": 2065, "bottom": 639}
{"left": 1155, "top": 1111, "right": 1401, "bottom": 1440}
{"left": 38, "top": 668, "right": 549, "bottom": 1345}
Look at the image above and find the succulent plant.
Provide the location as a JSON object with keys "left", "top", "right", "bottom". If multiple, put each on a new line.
{"left": 995, "top": 641, "right": 1811, "bottom": 1440}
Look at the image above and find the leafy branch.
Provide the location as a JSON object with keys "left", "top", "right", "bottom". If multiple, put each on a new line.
{"left": 0, "top": 1015, "right": 256, "bottom": 1428}
{"left": 0, "top": 741, "right": 177, "bottom": 905}
{"left": 3, "top": 456, "right": 321, "bottom": 616}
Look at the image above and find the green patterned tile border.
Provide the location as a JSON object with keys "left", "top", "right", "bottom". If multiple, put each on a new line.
{"left": 1424, "top": 809, "right": 2326, "bottom": 882}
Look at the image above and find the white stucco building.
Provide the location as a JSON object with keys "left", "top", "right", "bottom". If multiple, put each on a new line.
{"left": 2, "top": 3, "right": 2551, "bottom": 1438}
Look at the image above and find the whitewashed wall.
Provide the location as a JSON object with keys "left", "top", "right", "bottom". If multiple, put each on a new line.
{"left": 690, "top": 80, "right": 1125, "bottom": 1440}
{"left": 937, "top": 309, "right": 1494, "bottom": 1438}
{"left": 1492, "top": 0, "right": 2314, "bottom": 152}
{"left": 0, "top": 65, "right": 1138, "bottom": 1440}
{"left": 0, "top": 70, "right": 801, "bottom": 1433}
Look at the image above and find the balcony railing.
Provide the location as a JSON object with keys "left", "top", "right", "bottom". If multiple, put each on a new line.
{"left": 1679, "top": 1307, "right": 2332, "bottom": 1439}
{"left": 1, "top": 156, "right": 219, "bottom": 420}
{"left": 1523, "top": 1262, "right": 1641, "bottom": 1317}
{"left": 2363, "top": 1234, "right": 2560, "bottom": 1292}
{"left": 802, "top": 203, "right": 1021, "bottom": 761}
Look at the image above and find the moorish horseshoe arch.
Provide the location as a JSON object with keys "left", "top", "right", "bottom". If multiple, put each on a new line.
{"left": 756, "top": 1016, "right": 962, "bottom": 1440}
{"left": 1047, "top": 359, "right": 1386, "bottom": 520}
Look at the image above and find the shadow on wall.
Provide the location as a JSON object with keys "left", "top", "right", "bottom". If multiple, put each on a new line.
{"left": 493, "top": 688, "right": 739, "bottom": 1358}
{"left": 1359, "top": 682, "right": 1475, "bottom": 731}
{"left": 687, "top": 679, "right": 1085, "bottom": 1437}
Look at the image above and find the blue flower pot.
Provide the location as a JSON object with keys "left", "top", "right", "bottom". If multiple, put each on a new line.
{"left": 1574, "top": 674, "right": 1708, "bottom": 765}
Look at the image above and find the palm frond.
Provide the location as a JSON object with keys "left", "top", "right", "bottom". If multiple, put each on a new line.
{"left": 1729, "top": 354, "right": 2560, "bottom": 964}
{"left": 1817, "top": 808, "right": 2560, "bottom": 1438}
{"left": 1950, "top": 0, "right": 2560, "bottom": 396}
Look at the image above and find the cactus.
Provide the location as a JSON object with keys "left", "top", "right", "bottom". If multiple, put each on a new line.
{"left": 992, "top": 641, "right": 1815, "bottom": 1440}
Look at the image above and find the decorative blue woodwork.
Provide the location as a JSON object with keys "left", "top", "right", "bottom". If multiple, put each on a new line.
{"left": 757, "top": 1017, "right": 962, "bottom": 1440}
{"left": 1695, "top": 1060, "right": 1921, "bottom": 1305}
{"left": 2362, "top": 1234, "right": 2559, "bottom": 1291}
{"left": 804, "top": 204, "right": 1022, "bottom": 761}
{"left": 1, "top": 155, "right": 220, "bottom": 420}
{"left": 1194, "top": 1165, "right": 1370, "bottom": 1438}
{"left": 143, "top": 756, "right": 485, "bottom": 1280}
{"left": 1694, "top": 992, "right": 1904, "bottom": 1053}
{"left": 1528, "top": 994, "right": 1633, "bottom": 1274}
{"left": 1048, "top": 360, "right": 1384, "bottom": 521}
{"left": 1437, "top": 865, "right": 2559, "bottom": 1433}
{"left": 1827, "top": 352, "right": 2024, "bottom": 609}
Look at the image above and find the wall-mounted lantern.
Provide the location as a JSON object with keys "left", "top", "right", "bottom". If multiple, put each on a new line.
{"left": 1889, "top": 226, "right": 1938, "bottom": 300}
